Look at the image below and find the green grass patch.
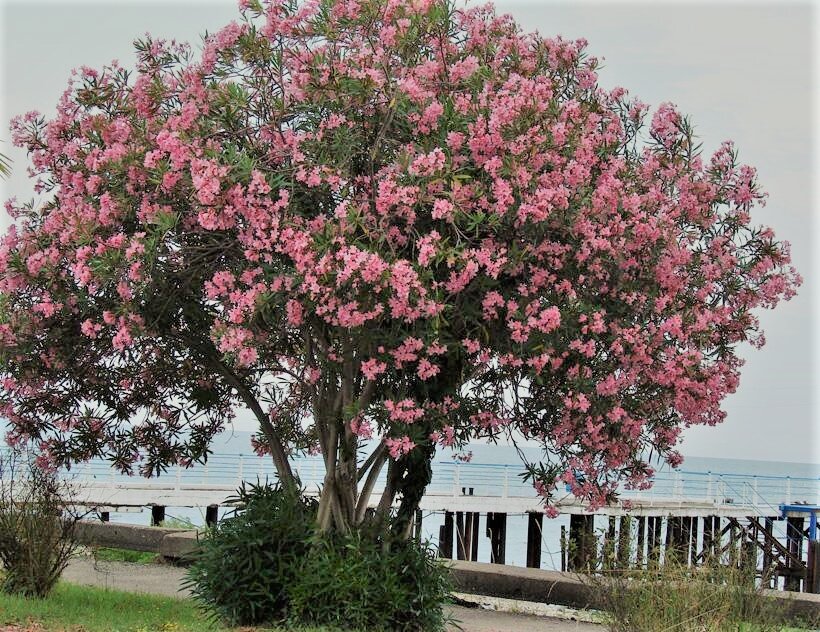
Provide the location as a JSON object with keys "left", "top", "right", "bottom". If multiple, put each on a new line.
{"left": 0, "top": 581, "right": 344, "bottom": 631}
{"left": 93, "top": 547, "right": 160, "bottom": 564}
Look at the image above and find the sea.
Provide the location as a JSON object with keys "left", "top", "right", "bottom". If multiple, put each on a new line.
{"left": 75, "top": 431, "right": 820, "bottom": 570}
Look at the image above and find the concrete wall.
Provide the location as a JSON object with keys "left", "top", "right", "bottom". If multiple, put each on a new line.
{"left": 75, "top": 521, "right": 199, "bottom": 558}
{"left": 448, "top": 559, "right": 820, "bottom": 623}
{"left": 448, "top": 560, "right": 602, "bottom": 610}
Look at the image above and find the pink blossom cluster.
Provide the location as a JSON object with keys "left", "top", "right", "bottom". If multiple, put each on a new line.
{"left": 385, "top": 435, "right": 416, "bottom": 459}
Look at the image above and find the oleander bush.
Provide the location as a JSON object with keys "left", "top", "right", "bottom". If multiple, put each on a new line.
{"left": 288, "top": 531, "right": 451, "bottom": 632}
{"left": 185, "top": 481, "right": 317, "bottom": 625}
{"left": 186, "top": 481, "right": 450, "bottom": 631}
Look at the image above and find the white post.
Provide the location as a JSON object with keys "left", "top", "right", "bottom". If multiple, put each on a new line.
{"left": 453, "top": 465, "right": 460, "bottom": 497}
{"left": 175, "top": 464, "right": 181, "bottom": 491}
{"left": 238, "top": 455, "right": 244, "bottom": 485}
{"left": 786, "top": 476, "right": 792, "bottom": 503}
{"left": 706, "top": 471, "right": 713, "bottom": 502}
{"left": 503, "top": 466, "right": 509, "bottom": 498}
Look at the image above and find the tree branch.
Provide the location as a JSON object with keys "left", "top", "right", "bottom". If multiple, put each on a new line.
{"left": 213, "top": 360, "right": 295, "bottom": 486}
{"left": 355, "top": 447, "right": 388, "bottom": 524}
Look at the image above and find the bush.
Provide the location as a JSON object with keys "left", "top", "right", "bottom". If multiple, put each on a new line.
{"left": 288, "top": 532, "right": 451, "bottom": 632}
{"left": 186, "top": 482, "right": 451, "bottom": 631}
{"left": 0, "top": 448, "right": 81, "bottom": 597}
{"left": 184, "top": 481, "right": 317, "bottom": 626}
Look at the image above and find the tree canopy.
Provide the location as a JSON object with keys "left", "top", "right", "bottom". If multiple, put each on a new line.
{"left": 0, "top": 0, "right": 799, "bottom": 530}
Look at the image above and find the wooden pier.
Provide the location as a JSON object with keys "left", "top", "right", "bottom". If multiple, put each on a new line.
{"left": 66, "top": 479, "right": 820, "bottom": 594}
{"left": 59, "top": 456, "right": 820, "bottom": 594}
{"left": 431, "top": 506, "right": 820, "bottom": 594}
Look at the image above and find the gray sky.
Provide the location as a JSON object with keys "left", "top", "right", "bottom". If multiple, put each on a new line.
{"left": 0, "top": 0, "right": 816, "bottom": 464}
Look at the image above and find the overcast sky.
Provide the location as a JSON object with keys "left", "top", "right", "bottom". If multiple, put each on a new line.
{"left": 0, "top": 0, "right": 816, "bottom": 464}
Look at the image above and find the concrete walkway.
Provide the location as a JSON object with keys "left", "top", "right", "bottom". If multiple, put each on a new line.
{"left": 63, "top": 558, "right": 603, "bottom": 631}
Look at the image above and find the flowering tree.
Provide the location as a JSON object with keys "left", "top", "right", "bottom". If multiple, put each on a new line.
{"left": 0, "top": 0, "right": 799, "bottom": 535}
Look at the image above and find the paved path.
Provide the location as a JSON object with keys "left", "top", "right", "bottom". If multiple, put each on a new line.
{"left": 63, "top": 558, "right": 603, "bottom": 631}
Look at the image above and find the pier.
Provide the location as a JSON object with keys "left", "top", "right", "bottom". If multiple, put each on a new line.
{"left": 63, "top": 454, "right": 820, "bottom": 593}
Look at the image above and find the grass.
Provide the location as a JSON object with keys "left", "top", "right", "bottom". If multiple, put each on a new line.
{"left": 92, "top": 547, "right": 160, "bottom": 565}
{"left": 589, "top": 559, "right": 817, "bottom": 632}
{"left": 0, "top": 582, "right": 345, "bottom": 631}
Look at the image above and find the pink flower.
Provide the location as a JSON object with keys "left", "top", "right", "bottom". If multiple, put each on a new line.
{"left": 650, "top": 102, "right": 681, "bottom": 147}
{"left": 449, "top": 55, "right": 480, "bottom": 82}
{"left": 350, "top": 415, "right": 373, "bottom": 440}
{"left": 385, "top": 436, "right": 416, "bottom": 459}
{"left": 384, "top": 399, "right": 424, "bottom": 424}
{"left": 416, "top": 231, "right": 440, "bottom": 266}
{"left": 81, "top": 319, "right": 102, "bottom": 339}
{"left": 190, "top": 158, "right": 229, "bottom": 206}
{"left": 416, "top": 358, "right": 439, "bottom": 380}
{"left": 286, "top": 299, "right": 304, "bottom": 326}
{"left": 112, "top": 324, "right": 134, "bottom": 350}
{"left": 361, "top": 358, "right": 387, "bottom": 381}
{"left": 432, "top": 198, "right": 454, "bottom": 220}
{"left": 410, "top": 148, "right": 446, "bottom": 176}
{"left": 237, "top": 346, "right": 258, "bottom": 367}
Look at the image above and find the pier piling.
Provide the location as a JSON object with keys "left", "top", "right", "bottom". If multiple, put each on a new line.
{"left": 456, "top": 512, "right": 466, "bottom": 560}
{"left": 786, "top": 516, "right": 805, "bottom": 591}
{"left": 526, "top": 512, "right": 543, "bottom": 568}
{"left": 648, "top": 516, "right": 661, "bottom": 563}
{"left": 681, "top": 517, "right": 692, "bottom": 565}
{"left": 468, "top": 512, "right": 480, "bottom": 561}
{"left": 486, "top": 512, "right": 507, "bottom": 564}
{"left": 568, "top": 514, "right": 595, "bottom": 570}
{"left": 636, "top": 516, "right": 646, "bottom": 568}
{"left": 617, "top": 516, "right": 631, "bottom": 568}
{"left": 438, "top": 511, "right": 454, "bottom": 559}
{"left": 808, "top": 540, "right": 820, "bottom": 594}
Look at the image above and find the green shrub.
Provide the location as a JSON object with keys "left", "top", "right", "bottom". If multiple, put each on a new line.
{"left": 184, "top": 481, "right": 317, "bottom": 626}
{"left": 185, "top": 481, "right": 451, "bottom": 631}
{"left": 0, "top": 449, "right": 81, "bottom": 598}
{"left": 288, "top": 532, "right": 451, "bottom": 632}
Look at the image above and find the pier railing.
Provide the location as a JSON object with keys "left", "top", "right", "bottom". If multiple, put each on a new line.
{"left": 69, "top": 454, "right": 819, "bottom": 509}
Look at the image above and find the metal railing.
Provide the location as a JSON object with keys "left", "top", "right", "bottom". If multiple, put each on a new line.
{"left": 66, "top": 453, "right": 820, "bottom": 508}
